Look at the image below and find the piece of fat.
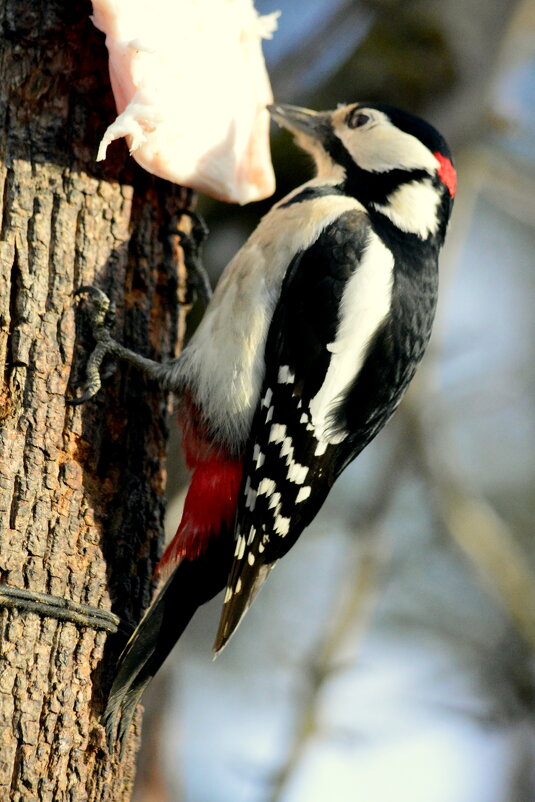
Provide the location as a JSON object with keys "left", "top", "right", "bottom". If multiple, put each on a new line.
{"left": 91, "top": 0, "right": 279, "bottom": 204}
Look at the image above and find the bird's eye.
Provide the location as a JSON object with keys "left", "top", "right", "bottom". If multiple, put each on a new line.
{"left": 348, "top": 111, "right": 370, "bottom": 129}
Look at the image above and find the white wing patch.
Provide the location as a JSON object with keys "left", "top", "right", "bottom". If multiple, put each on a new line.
{"left": 258, "top": 477, "right": 276, "bottom": 497}
{"left": 234, "top": 535, "right": 246, "bottom": 559}
{"left": 269, "top": 424, "right": 287, "bottom": 444}
{"left": 253, "top": 444, "right": 265, "bottom": 469}
{"left": 309, "top": 231, "right": 394, "bottom": 443}
{"left": 278, "top": 365, "right": 295, "bottom": 384}
{"left": 261, "top": 388, "right": 273, "bottom": 408}
{"left": 274, "top": 516, "right": 291, "bottom": 536}
{"left": 296, "top": 486, "right": 311, "bottom": 503}
{"left": 287, "top": 462, "right": 308, "bottom": 484}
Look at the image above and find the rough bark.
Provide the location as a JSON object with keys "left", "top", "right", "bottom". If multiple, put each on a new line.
{"left": 0, "top": 1, "right": 190, "bottom": 798}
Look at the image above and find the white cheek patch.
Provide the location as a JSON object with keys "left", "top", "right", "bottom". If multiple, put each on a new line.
{"left": 372, "top": 179, "right": 441, "bottom": 238}
{"left": 338, "top": 123, "right": 439, "bottom": 175}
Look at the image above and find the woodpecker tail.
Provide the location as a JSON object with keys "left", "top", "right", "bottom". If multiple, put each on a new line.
{"left": 104, "top": 401, "right": 244, "bottom": 754}
{"left": 104, "top": 534, "right": 233, "bottom": 756}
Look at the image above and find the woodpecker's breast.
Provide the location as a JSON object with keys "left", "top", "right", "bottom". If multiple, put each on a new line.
{"left": 177, "top": 189, "right": 364, "bottom": 450}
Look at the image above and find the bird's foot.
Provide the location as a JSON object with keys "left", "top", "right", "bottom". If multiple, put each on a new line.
{"left": 173, "top": 210, "right": 212, "bottom": 308}
{"left": 70, "top": 285, "right": 181, "bottom": 405}
{"left": 69, "top": 286, "right": 119, "bottom": 405}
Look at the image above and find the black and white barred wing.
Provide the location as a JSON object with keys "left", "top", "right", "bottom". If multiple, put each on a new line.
{"left": 213, "top": 209, "right": 392, "bottom": 652}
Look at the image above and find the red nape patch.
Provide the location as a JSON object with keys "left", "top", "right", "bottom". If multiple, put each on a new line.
{"left": 434, "top": 151, "right": 457, "bottom": 197}
{"left": 156, "top": 458, "right": 243, "bottom": 576}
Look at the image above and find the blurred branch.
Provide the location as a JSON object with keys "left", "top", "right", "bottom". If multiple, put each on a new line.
{"left": 267, "top": 431, "right": 410, "bottom": 802}
{"left": 474, "top": 144, "right": 535, "bottom": 229}
{"left": 405, "top": 398, "right": 535, "bottom": 650}
{"left": 266, "top": 525, "right": 385, "bottom": 802}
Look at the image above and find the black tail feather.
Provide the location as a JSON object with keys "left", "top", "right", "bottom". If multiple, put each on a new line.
{"left": 104, "top": 538, "right": 233, "bottom": 755}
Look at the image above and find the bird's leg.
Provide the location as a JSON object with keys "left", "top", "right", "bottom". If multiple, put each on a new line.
{"left": 173, "top": 210, "right": 212, "bottom": 308}
{"left": 70, "top": 212, "right": 211, "bottom": 405}
{"left": 69, "top": 287, "right": 178, "bottom": 405}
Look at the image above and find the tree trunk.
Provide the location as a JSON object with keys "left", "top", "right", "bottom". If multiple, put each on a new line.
{"left": 0, "top": 2, "right": 189, "bottom": 798}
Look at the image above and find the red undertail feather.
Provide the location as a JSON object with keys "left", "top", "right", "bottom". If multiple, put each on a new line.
{"left": 156, "top": 401, "right": 243, "bottom": 577}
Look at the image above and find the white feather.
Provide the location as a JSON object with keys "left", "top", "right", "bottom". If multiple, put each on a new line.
{"left": 372, "top": 179, "right": 440, "bottom": 238}
{"left": 335, "top": 108, "right": 439, "bottom": 175}
{"left": 309, "top": 231, "right": 394, "bottom": 443}
{"left": 175, "top": 192, "right": 363, "bottom": 449}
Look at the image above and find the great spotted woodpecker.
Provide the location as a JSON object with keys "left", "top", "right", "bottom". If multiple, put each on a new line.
{"left": 74, "top": 102, "right": 455, "bottom": 749}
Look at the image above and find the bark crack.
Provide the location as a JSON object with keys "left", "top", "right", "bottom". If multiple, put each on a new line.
{"left": 0, "top": 164, "right": 13, "bottom": 242}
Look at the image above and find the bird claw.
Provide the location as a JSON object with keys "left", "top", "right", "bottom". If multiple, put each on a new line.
{"left": 177, "top": 210, "right": 209, "bottom": 248}
{"left": 171, "top": 211, "right": 212, "bottom": 308}
{"left": 74, "top": 285, "right": 116, "bottom": 329}
{"left": 68, "top": 385, "right": 101, "bottom": 407}
{"left": 68, "top": 287, "right": 117, "bottom": 405}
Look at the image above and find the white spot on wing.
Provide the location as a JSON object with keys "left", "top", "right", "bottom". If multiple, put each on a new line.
{"left": 258, "top": 478, "right": 276, "bottom": 497}
{"left": 278, "top": 365, "right": 295, "bottom": 384}
{"left": 287, "top": 462, "right": 309, "bottom": 484}
{"left": 248, "top": 552, "right": 255, "bottom": 565}
{"left": 247, "top": 525, "right": 256, "bottom": 545}
{"left": 253, "top": 444, "right": 265, "bottom": 469}
{"left": 245, "top": 484, "right": 257, "bottom": 511}
{"left": 280, "top": 436, "right": 294, "bottom": 458}
{"left": 299, "top": 412, "right": 314, "bottom": 432}
{"left": 234, "top": 535, "right": 246, "bottom": 560}
{"left": 274, "top": 516, "right": 291, "bottom": 536}
{"left": 296, "top": 486, "right": 311, "bottom": 503}
{"left": 262, "top": 388, "right": 273, "bottom": 408}
{"left": 269, "top": 423, "right": 286, "bottom": 444}
{"left": 314, "top": 441, "right": 328, "bottom": 456}
{"left": 268, "top": 491, "right": 281, "bottom": 511}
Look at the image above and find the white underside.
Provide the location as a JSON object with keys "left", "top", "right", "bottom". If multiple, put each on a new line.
{"left": 175, "top": 186, "right": 364, "bottom": 449}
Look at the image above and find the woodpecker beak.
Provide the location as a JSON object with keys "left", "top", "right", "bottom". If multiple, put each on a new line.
{"left": 268, "top": 104, "right": 329, "bottom": 141}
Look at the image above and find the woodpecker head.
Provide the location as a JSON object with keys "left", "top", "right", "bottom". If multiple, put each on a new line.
{"left": 269, "top": 102, "right": 456, "bottom": 241}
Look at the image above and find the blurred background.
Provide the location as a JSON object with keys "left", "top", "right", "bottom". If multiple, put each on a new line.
{"left": 134, "top": 1, "right": 535, "bottom": 799}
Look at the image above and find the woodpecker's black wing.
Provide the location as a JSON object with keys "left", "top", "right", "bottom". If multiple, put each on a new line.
{"left": 213, "top": 208, "right": 384, "bottom": 651}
